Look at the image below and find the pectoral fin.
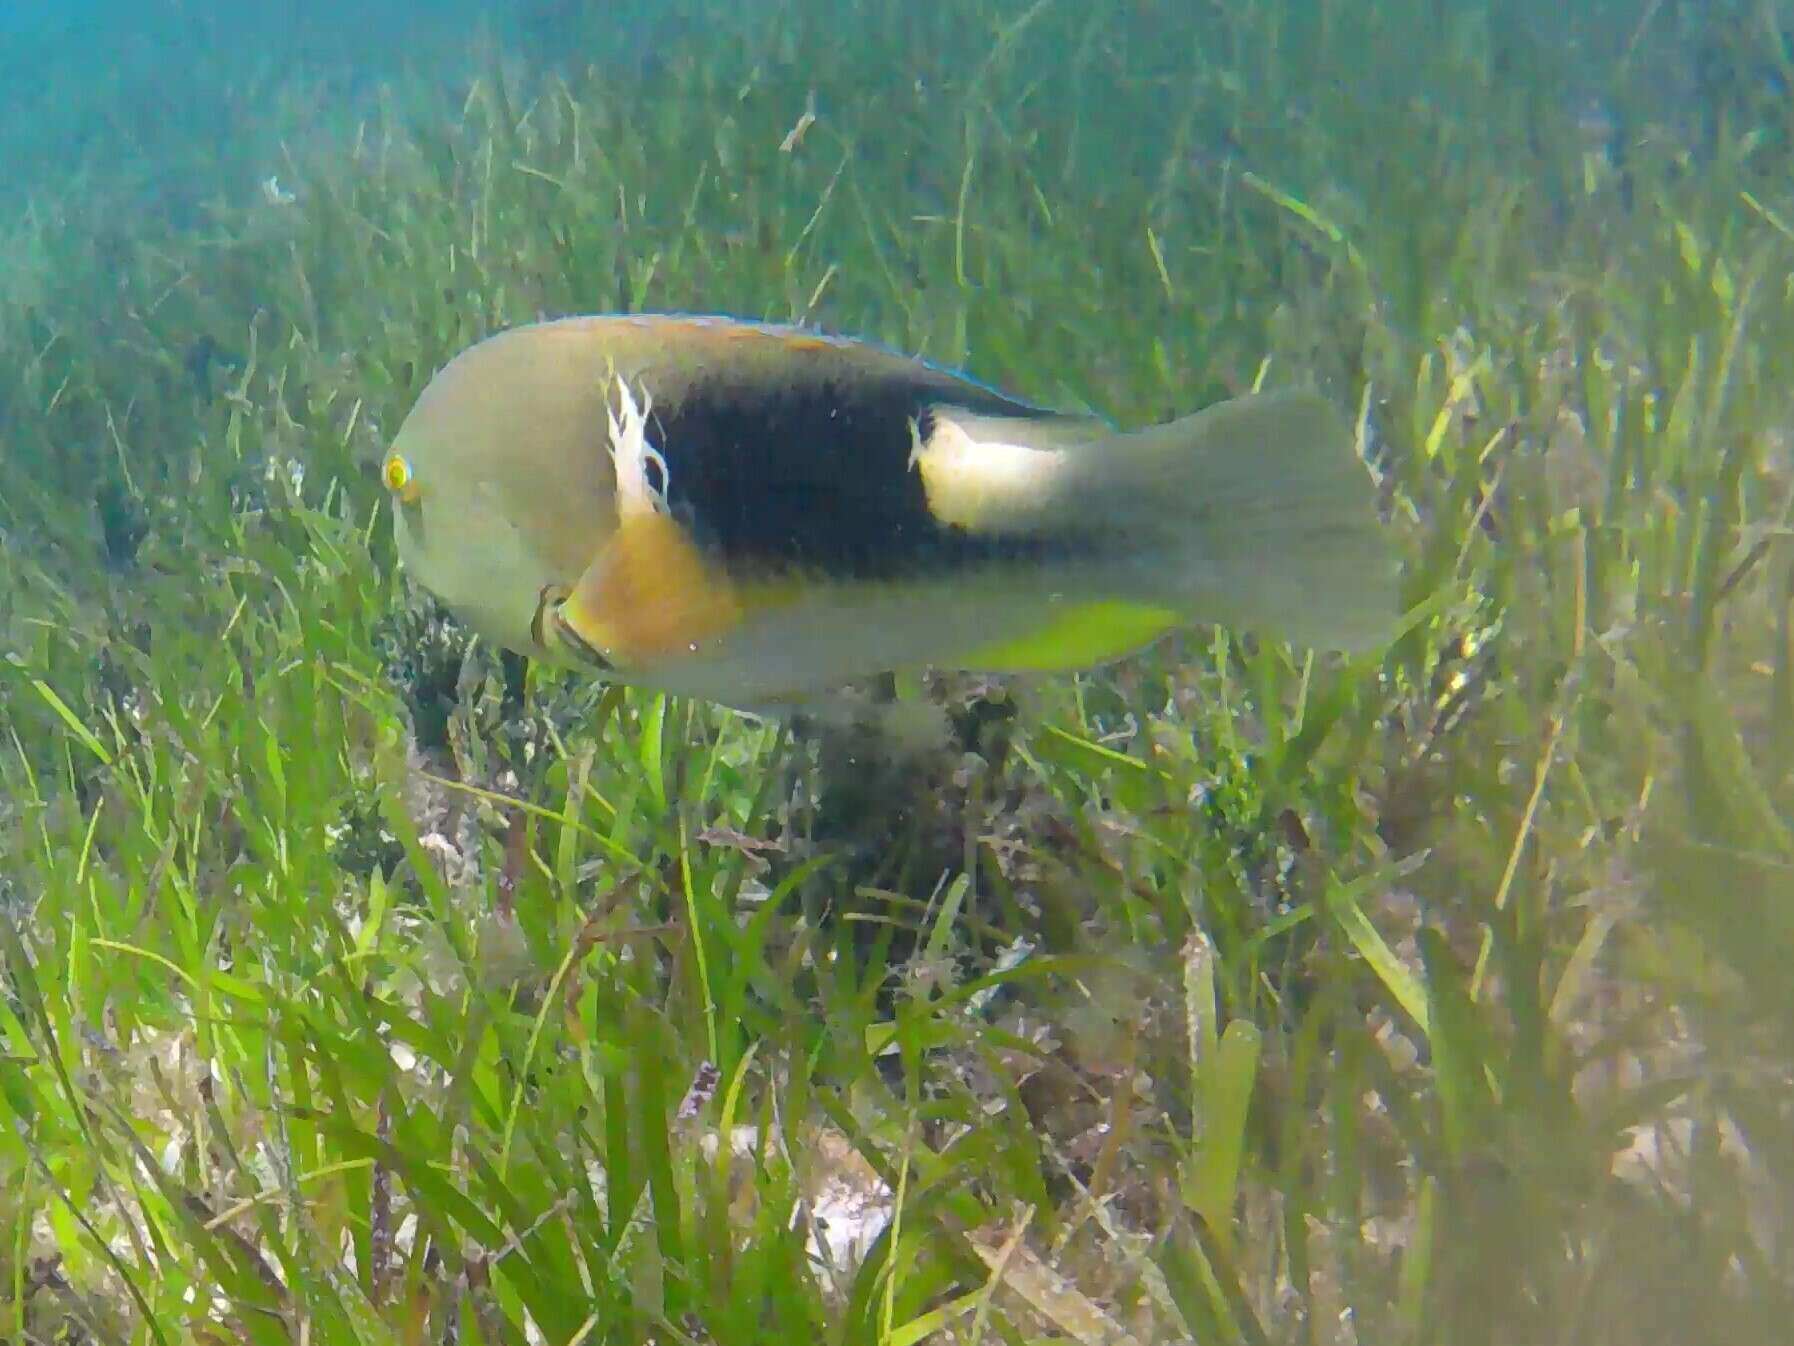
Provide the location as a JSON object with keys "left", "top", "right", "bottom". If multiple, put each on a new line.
{"left": 548, "top": 510, "right": 742, "bottom": 668}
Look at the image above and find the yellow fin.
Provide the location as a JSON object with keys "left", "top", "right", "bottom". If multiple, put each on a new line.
{"left": 958, "top": 600, "right": 1179, "bottom": 672}
{"left": 556, "top": 511, "right": 741, "bottom": 666}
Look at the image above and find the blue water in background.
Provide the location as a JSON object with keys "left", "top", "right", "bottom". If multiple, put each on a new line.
{"left": 3, "top": 1, "right": 486, "bottom": 207}
{"left": 3, "top": 0, "right": 1779, "bottom": 216}
{"left": 0, "top": 0, "right": 704, "bottom": 212}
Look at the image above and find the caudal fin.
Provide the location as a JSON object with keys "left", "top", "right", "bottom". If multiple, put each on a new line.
{"left": 1072, "top": 390, "right": 1399, "bottom": 651}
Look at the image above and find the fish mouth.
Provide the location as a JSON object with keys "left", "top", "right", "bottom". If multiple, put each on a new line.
{"left": 533, "top": 582, "right": 613, "bottom": 669}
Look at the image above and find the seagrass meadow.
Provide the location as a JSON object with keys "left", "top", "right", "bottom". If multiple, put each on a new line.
{"left": 1, "top": 0, "right": 1791, "bottom": 1341}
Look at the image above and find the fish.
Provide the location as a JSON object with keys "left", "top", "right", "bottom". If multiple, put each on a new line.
{"left": 381, "top": 313, "right": 1398, "bottom": 714}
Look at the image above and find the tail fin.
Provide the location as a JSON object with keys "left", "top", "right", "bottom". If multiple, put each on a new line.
{"left": 1080, "top": 390, "right": 1398, "bottom": 651}
{"left": 923, "top": 391, "right": 1398, "bottom": 652}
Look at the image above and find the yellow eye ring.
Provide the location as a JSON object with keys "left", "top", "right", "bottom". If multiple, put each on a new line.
{"left": 382, "top": 451, "right": 419, "bottom": 503}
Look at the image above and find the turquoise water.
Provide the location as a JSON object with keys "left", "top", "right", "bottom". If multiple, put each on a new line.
{"left": 3, "top": 2, "right": 1778, "bottom": 209}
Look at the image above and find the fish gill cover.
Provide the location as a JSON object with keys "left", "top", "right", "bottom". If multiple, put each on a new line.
{"left": 0, "top": 1, "right": 1791, "bottom": 1343}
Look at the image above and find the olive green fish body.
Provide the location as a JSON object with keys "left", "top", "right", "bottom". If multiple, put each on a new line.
{"left": 384, "top": 314, "right": 1397, "bottom": 710}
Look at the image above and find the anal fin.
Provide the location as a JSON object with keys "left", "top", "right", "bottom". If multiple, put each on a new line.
{"left": 958, "top": 599, "right": 1178, "bottom": 672}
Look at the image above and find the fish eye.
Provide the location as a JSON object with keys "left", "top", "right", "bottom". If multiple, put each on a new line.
{"left": 382, "top": 451, "right": 420, "bottom": 503}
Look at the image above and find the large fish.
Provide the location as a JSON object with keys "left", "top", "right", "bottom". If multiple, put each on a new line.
{"left": 381, "top": 314, "right": 1397, "bottom": 712}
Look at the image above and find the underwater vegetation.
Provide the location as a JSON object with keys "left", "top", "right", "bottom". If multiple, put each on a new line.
{"left": 1, "top": 0, "right": 1791, "bottom": 1341}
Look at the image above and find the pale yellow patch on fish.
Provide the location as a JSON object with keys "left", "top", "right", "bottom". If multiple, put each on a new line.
{"left": 909, "top": 408, "right": 1076, "bottom": 535}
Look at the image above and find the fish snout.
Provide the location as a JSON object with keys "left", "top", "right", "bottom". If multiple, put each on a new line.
{"left": 533, "top": 582, "right": 613, "bottom": 670}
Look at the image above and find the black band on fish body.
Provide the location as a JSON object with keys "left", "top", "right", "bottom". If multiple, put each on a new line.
{"left": 636, "top": 367, "right": 1097, "bottom": 582}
